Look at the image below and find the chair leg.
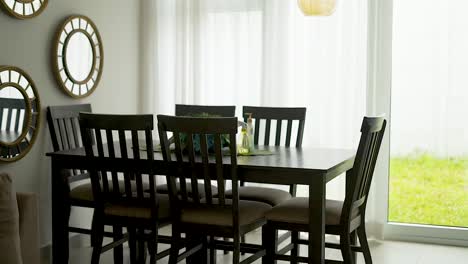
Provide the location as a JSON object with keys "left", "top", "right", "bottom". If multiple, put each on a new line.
{"left": 169, "top": 225, "right": 181, "bottom": 264}
{"left": 357, "top": 226, "right": 372, "bottom": 264}
{"left": 223, "top": 237, "right": 230, "bottom": 255}
{"left": 232, "top": 235, "right": 240, "bottom": 264}
{"left": 91, "top": 218, "right": 104, "bottom": 264}
{"left": 291, "top": 231, "right": 300, "bottom": 264}
{"left": 340, "top": 233, "right": 355, "bottom": 264}
{"left": 262, "top": 224, "right": 276, "bottom": 264}
{"left": 148, "top": 224, "right": 158, "bottom": 264}
{"left": 128, "top": 227, "right": 138, "bottom": 264}
{"left": 137, "top": 228, "right": 147, "bottom": 263}
{"left": 113, "top": 225, "right": 124, "bottom": 264}
{"left": 209, "top": 236, "right": 217, "bottom": 264}
{"left": 350, "top": 230, "right": 357, "bottom": 262}
{"left": 241, "top": 235, "right": 246, "bottom": 255}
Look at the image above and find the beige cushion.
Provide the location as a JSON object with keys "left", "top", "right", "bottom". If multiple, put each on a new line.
{"left": 70, "top": 180, "right": 150, "bottom": 202}
{"left": 0, "top": 173, "right": 23, "bottom": 264}
{"left": 181, "top": 199, "right": 271, "bottom": 227}
{"left": 157, "top": 183, "right": 218, "bottom": 198}
{"left": 265, "top": 197, "right": 343, "bottom": 226}
{"left": 104, "top": 194, "right": 170, "bottom": 220}
{"left": 225, "top": 186, "right": 292, "bottom": 206}
{"left": 16, "top": 192, "right": 39, "bottom": 264}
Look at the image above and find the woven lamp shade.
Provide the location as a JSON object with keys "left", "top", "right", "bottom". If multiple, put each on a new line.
{"left": 298, "top": 0, "right": 337, "bottom": 16}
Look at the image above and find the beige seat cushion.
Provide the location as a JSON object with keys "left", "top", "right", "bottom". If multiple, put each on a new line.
{"left": 180, "top": 199, "right": 271, "bottom": 227}
{"left": 104, "top": 194, "right": 170, "bottom": 220}
{"left": 265, "top": 197, "right": 343, "bottom": 226}
{"left": 157, "top": 182, "right": 218, "bottom": 198}
{"left": 0, "top": 173, "right": 23, "bottom": 264}
{"left": 225, "top": 186, "right": 292, "bottom": 206}
{"left": 70, "top": 180, "right": 150, "bottom": 202}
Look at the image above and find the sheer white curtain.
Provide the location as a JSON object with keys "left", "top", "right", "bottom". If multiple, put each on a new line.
{"left": 141, "top": 0, "right": 368, "bottom": 207}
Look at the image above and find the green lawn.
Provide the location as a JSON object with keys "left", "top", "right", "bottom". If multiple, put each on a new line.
{"left": 389, "top": 154, "right": 468, "bottom": 227}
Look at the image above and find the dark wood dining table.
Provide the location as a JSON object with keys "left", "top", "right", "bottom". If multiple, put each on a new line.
{"left": 47, "top": 145, "right": 355, "bottom": 264}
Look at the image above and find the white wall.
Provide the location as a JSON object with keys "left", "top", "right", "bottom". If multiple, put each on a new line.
{"left": 0, "top": 0, "right": 141, "bottom": 246}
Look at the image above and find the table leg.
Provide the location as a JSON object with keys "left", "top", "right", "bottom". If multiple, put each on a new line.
{"left": 346, "top": 169, "right": 357, "bottom": 262}
{"left": 51, "top": 160, "right": 70, "bottom": 264}
{"left": 309, "top": 177, "right": 326, "bottom": 264}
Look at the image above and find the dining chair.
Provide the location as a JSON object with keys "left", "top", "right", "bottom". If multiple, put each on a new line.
{"left": 47, "top": 105, "right": 105, "bottom": 239}
{"left": 262, "top": 116, "right": 386, "bottom": 264}
{"left": 156, "top": 104, "right": 236, "bottom": 199}
{"left": 223, "top": 106, "right": 306, "bottom": 248}
{"left": 233, "top": 106, "right": 307, "bottom": 206}
{"left": 157, "top": 115, "right": 269, "bottom": 264}
{"left": 80, "top": 113, "right": 172, "bottom": 264}
{"left": 47, "top": 104, "right": 145, "bottom": 262}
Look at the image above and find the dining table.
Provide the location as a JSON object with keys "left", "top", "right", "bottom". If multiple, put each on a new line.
{"left": 47, "top": 144, "right": 355, "bottom": 264}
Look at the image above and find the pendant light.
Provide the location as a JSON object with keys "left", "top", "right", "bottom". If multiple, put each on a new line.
{"left": 298, "top": 0, "right": 337, "bottom": 16}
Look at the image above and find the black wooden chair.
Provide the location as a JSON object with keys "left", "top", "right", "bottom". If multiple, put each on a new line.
{"left": 156, "top": 104, "right": 235, "bottom": 198}
{"left": 47, "top": 104, "right": 135, "bottom": 262}
{"left": 224, "top": 106, "right": 306, "bottom": 248}
{"left": 263, "top": 116, "right": 386, "bottom": 264}
{"left": 80, "top": 113, "right": 172, "bottom": 264}
{"left": 157, "top": 115, "right": 269, "bottom": 264}
{"left": 47, "top": 105, "right": 100, "bottom": 236}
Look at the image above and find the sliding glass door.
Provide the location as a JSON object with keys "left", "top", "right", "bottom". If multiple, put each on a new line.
{"left": 387, "top": 0, "right": 468, "bottom": 245}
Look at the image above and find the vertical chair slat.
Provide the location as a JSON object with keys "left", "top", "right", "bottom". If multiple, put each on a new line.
{"left": 296, "top": 119, "right": 305, "bottom": 147}
{"left": 213, "top": 133, "right": 225, "bottom": 206}
{"left": 173, "top": 132, "right": 188, "bottom": 203}
{"left": 131, "top": 130, "right": 144, "bottom": 199}
{"left": 264, "top": 119, "right": 271, "bottom": 145}
{"left": 186, "top": 133, "right": 200, "bottom": 204}
{"left": 94, "top": 128, "right": 109, "bottom": 194}
{"left": 275, "top": 119, "right": 282, "bottom": 146}
{"left": 64, "top": 118, "right": 75, "bottom": 149}
{"left": 285, "top": 120, "right": 293, "bottom": 147}
{"left": 254, "top": 118, "right": 260, "bottom": 145}
{"left": 105, "top": 129, "right": 120, "bottom": 197}
{"left": 199, "top": 133, "right": 212, "bottom": 204}
{"left": 58, "top": 119, "right": 69, "bottom": 150}
{"left": 119, "top": 130, "right": 132, "bottom": 198}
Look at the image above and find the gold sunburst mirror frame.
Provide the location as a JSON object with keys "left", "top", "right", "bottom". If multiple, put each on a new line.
{"left": 0, "top": 66, "right": 41, "bottom": 162}
{"left": 0, "top": 0, "right": 48, "bottom": 19}
{"left": 52, "top": 15, "right": 104, "bottom": 98}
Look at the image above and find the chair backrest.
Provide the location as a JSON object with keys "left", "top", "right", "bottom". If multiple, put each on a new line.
{"left": 47, "top": 104, "right": 92, "bottom": 152}
{"left": 175, "top": 104, "right": 235, "bottom": 117}
{"left": 79, "top": 113, "right": 158, "bottom": 217}
{"left": 157, "top": 115, "right": 238, "bottom": 219}
{"left": 0, "top": 98, "right": 27, "bottom": 136}
{"left": 242, "top": 106, "right": 306, "bottom": 147}
{"left": 342, "top": 116, "right": 386, "bottom": 226}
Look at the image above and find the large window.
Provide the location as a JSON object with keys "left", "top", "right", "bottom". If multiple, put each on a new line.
{"left": 390, "top": 0, "right": 468, "bottom": 228}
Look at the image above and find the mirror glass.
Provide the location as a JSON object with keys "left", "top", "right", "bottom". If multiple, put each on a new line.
{"left": 0, "top": 86, "right": 28, "bottom": 144}
{"left": 66, "top": 32, "right": 93, "bottom": 82}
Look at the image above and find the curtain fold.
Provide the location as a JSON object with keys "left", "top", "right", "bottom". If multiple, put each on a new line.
{"left": 141, "top": 0, "right": 372, "bottom": 228}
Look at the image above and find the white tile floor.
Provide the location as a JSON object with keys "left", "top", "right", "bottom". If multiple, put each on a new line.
{"left": 43, "top": 228, "right": 468, "bottom": 264}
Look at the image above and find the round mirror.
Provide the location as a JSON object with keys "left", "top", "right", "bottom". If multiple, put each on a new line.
{"left": 0, "top": 0, "right": 48, "bottom": 19}
{"left": 65, "top": 32, "right": 94, "bottom": 82}
{"left": 52, "top": 15, "right": 103, "bottom": 98}
{"left": 0, "top": 66, "right": 41, "bottom": 162}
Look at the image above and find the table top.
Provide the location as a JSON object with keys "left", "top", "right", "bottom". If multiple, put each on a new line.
{"left": 47, "top": 144, "right": 355, "bottom": 184}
